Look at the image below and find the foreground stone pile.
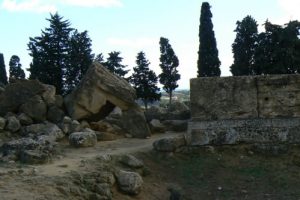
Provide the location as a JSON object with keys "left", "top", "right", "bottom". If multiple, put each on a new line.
{"left": 0, "top": 62, "right": 190, "bottom": 165}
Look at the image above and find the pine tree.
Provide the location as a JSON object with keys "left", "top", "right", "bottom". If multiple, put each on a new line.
{"left": 231, "top": 16, "right": 258, "bottom": 76}
{"left": 9, "top": 55, "right": 25, "bottom": 81}
{"left": 94, "top": 53, "right": 105, "bottom": 64}
{"left": 130, "top": 51, "right": 161, "bottom": 110}
{"left": 0, "top": 53, "right": 8, "bottom": 85}
{"left": 65, "top": 30, "right": 94, "bottom": 94}
{"left": 28, "top": 13, "right": 73, "bottom": 95}
{"left": 159, "top": 37, "right": 180, "bottom": 106}
{"left": 197, "top": 2, "right": 221, "bottom": 77}
{"left": 104, "top": 51, "right": 129, "bottom": 78}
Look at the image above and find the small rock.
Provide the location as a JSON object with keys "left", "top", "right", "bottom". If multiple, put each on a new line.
{"left": 47, "top": 105, "right": 65, "bottom": 123}
{"left": 153, "top": 135, "right": 186, "bottom": 152}
{"left": 5, "top": 116, "right": 21, "bottom": 133}
{"left": 125, "top": 134, "right": 133, "bottom": 138}
{"left": 69, "top": 131, "right": 97, "bottom": 147}
{"left": 119, "top": 154, "right": 144, "bottom": 169}
{"left": 19, "top": 150, "right": 50, "bottom": 164}
{"left": 149, "top": 119, "right": 166, "bottom": 133}
{"left": 116, "top": 170, "right": 143, "bottom": 195}
{"left": 17, "top": 113, "right": 33, "bottom": 126}
{"left": 0, "top": 117, "right": 6, "bottom": 130}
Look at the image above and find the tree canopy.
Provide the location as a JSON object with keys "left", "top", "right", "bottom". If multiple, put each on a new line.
{"left": 9, "top": 55, "right": 25, "bottom": 81}
{"left": 28, "top": 13, "right": 93, "bottom": 95}
{"left": 253, "top": 20, "right": 300, "bottom": 75}
{"left": 159, "top": 37, "right": 180, "bottom": 106}
{"left": 104, "top": 51, "right": 129, "bottom": 78}
{"left": 130, "top": 51, "right": 161, "bottom": 109}
{"left": 197, "top": 2, "right": 221, "bottom": 77}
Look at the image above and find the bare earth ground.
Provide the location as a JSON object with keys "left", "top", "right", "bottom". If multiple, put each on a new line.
{"left": 1, "top": 132, "right": 300, "bottom": 200}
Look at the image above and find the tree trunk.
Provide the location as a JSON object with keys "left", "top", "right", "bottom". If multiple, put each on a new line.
{"left": 144, "top": 100, "right": 148, "bottom": 110}
{"left": 169, "top": 91, "right": 172, "bottom": 107}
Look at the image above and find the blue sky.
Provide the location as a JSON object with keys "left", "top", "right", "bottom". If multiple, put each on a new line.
{"left": 0, "top": 0, "right": 299, "bottom": 89}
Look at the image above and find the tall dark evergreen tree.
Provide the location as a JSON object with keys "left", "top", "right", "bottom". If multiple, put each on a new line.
{"left": 104, "top": 51, "right": 129, "bottom": 78}
{"left": 231, "top": 15, "right": 258, "bottom": 76}
{"left": 197, "top": 2, "right": 221, "bottom": 77}
{"left": 253, "top": 20, "right": 300, "bottom": 74}
{"left": 159, "top": 37, "right": 180, "bottom": 106}
{"left": 130, "top": 51, "right": 161, "bottom": 110}
{"left": 0, "top": 53, "right": 8, "bottom": 85}
{"left": 28, "top": 13, "right": 73, "bottom": 95}
{"left": 9, "top": 55, "right": 25, "bottom": 81}
{"left": 65, "top": 30, "right": 94, "bottom": 94}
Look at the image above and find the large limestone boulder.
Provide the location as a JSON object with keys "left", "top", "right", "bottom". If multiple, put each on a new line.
{"left": 19, "top": 95, "right": 47, "bottom": 122}
{"left": 122, "top": 107, "right": 151, "bottom": 138}
{"left": 0, "top": 80, "right": 53, "bottom": 116}
{"left": 65, "top": 62, "right": 136, "bottom": 120}
{"left": 65, "top": 62, "right": 151, "bottom": 138}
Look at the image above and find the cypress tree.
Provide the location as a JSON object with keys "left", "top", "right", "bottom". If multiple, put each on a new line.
{"left": 130, "top": 51, "right": 161, "bottom": 110}
{"left": 231, "top": 15, "right": 258, "bottom": 76}
{"left": 159, "top": 37, "right": 180, "bottom": 106}
{"left": 0, "top": 53, "right": 8, "bottom": 85}
{"left": 9, "top": 55, "right": 25, "bottom": 81}
{"left": 197, "top": 2, "right": 221, "bottom": 77}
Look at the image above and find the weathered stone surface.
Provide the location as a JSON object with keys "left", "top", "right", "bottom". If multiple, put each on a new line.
{"left": 187, "top": 118, "right": 300, "bottom": 146}
{"left": 163, "top": 120, "right": 188, "bottom": 132}
{"left": 190, "top": 76, "right": 258, "bottom": 120}
{"left": 69, "top": 132, "right": 97, "bottom": 147}
{"left": 5, "top": 116, "right": 21, "bottom": 133}
{"left": 17, "top": 113, "right": 33, "bottom": 126}
{"left": 20, "top": 95, "right": 47, "bottom": 122}
{"left": 96, "top": 132, "right": 119, "bottom": 141}
{"left": 153, "top": 135, "right": 186, "bottom": 152}
{"left": 0, "top": 79, "right": 46, "bottom": 116}
{"left": 22, "top": 122, "right": 64, "bottom": 141}
{"left": 47, "top": 105, "right": 65, "bottom": 123}
{"left": 64, "top": 62, "right": 136, "bottom": 120}
{"left": 257, "top": 75, "right": 300, "bottom": 118}
{"left": 19, "top": 150, "right": 50, "bottom": 164}
{"left": 55, "top": 95, "right": 64, "bottom": 108}
{"left": 149, "top": 119, "right": 166, "bottom": 133}
{"left": 41, "top": 84, "right": 56, "bottom": 106}
{"left": 0, "top": 117, "right": 6, "bottom": 130}
{"left": 116, "top": 170, "right": 143, "bottom": 195}
{"left": 122, "top": 108, "right": 151, "bottom": 138}
{"left": 145, "top": 106, "right": 168, "bottom": 121}
{"left": 119, "top": 154, "right": 144, "bottom": 169}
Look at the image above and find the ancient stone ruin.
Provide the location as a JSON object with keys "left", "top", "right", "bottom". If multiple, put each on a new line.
{"left": 187, "top": 74, "right": 300, "bottom": 146}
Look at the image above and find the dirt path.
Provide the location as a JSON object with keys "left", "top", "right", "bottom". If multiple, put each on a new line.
{"left": 33, "top": 131, "right": 183, "bottom": 176}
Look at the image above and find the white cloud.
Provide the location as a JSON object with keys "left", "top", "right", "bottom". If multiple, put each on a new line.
{"left": 1, "top": 0, "right": 122, "bottom": 13}
{"left": 1, "top": 0, "right": 56, "bottom": 13}
{"left": 276, "top": 0, "right": 300, "bottom": 24}
{"left": 278, "top": 0, "right": 300, "bottom": 19}
{"left": 61, "top": 0, "right": 123, "bottom": 8}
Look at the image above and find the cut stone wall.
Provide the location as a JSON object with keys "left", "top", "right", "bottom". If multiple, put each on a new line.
{"left": 188, "top": 74, "right": 300, "bottom": 146}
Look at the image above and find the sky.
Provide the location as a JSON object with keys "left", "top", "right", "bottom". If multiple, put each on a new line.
{"left": 0, "top": 0, "right": 299, "bottom": 89}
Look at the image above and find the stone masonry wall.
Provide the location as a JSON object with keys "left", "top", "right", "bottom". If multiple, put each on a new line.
{"left": 188, "top": 74, "right": 300, "bottom": 146}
